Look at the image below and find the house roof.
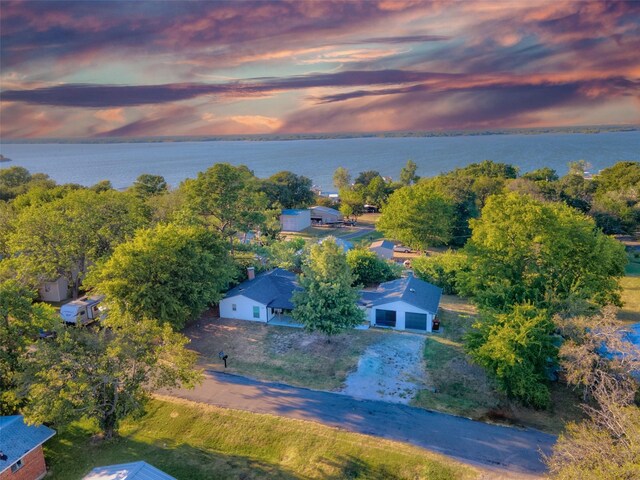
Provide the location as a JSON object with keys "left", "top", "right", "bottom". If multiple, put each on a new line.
{"left": 0, "top": 416, "right": 56, "bottom": 474}
{"left": 224, "top": 268, "right": 299, "bottom": 310}
{"left": 82, "top": 461, "right": 176, "bottom": 480}
{"left": 369, "top": 240, "right": 395, "bottom": 250}
{"left": 359, "top": 274, "right": 442, "bottom": 314}
{"left": 310, "top": 206, "right": 342, "bottom": 216}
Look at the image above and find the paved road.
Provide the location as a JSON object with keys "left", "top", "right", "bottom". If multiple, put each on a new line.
{"left": 162, "top": 371, "right": 556, "bottom": 475}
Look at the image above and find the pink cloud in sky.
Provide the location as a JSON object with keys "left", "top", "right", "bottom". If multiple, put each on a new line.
{"left": 0, "top": 0, "right": 638, "bottom": 138}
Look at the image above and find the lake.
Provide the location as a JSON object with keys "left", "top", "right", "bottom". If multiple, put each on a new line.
{"left": 1, "top": 131, "right": 639, "bottom": 190}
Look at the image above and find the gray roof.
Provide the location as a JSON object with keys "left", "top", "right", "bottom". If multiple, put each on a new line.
{"left": 359, "top": 274, "right": 442, "bottom": 314}
{"left": 318, "top": 236, "right": 353, "bottom": 252}
{"left": 224, "top": 268, "right": 299, "bottom": 310}
{"left": 0, "top": 416, "right": 56, "bottom": 474}
{"left": 311, "top": 206, "right": 342, "bottom": 216}
{"left": 83, "top": 461, "right": 175, "bottom": 480}
{"left": 369, "top": 240, "right": 395, "bottom": 250}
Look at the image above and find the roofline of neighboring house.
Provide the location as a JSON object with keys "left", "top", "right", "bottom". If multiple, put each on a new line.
{"left": 0, "top": 430, "right": 55, "bottom": 475}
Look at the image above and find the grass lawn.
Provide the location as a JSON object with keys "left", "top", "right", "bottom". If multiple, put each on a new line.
{"left": 45, "top": 397, "right": 479, "bottom": 480}
{"left": 412, "top": 295, "right": 584, "bottom": 434}
{"left": 185, "top": 316, "right": 386, "bottom": 391}
{"left": 619, "top": 275, "right": 640, "bottom": 323}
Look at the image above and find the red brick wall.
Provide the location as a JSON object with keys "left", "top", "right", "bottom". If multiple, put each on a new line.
{"left": 0, "top": 446, "right": 47, "bottom": 480}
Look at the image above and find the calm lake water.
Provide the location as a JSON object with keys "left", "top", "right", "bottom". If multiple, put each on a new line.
{"left": 1, "top": 131, "right": 639, "bottom": 190}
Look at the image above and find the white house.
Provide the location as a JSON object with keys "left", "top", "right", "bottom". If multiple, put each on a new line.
{"left": 310, "top": 206, "right": 343, "bottom": 225}
{"left": 219, "top": 268, "right": 299, "bottom": 322}
{"left": 38, "top": 276, "right": 69, "bottom": 302}
{"left": 280, "top": 209, "right": 311, "bottom": 232}
{"left": 368, "top": 239, "right": 395, "bottom": 259}
{"left": 359, "top": 273, "right": 442, "bottom": 332}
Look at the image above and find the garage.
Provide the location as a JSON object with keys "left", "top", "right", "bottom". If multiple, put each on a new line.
{"left": 375, "top": 309, "right": 396, "bottom": 327}
{"left": 405, "top": 312, "right": 428, "bottom": 331}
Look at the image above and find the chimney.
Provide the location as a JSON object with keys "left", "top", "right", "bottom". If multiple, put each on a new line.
{"left": 247, "top": 267, "right": 255, "bottom": 280}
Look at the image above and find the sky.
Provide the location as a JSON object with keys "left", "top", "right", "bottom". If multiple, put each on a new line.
{"left": 1, "top": 0, "right": 639, "bottom": 139}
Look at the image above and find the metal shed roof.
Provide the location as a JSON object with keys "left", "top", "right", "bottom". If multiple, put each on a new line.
{"left": 83, "top": 461, "right": 175, "bottom": 480}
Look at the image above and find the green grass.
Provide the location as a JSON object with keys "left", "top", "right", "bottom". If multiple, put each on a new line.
{"left": 619, "top": 275, "right": 640, "bottom": 323}
{"left": 45, "top": 397, "right": 479, "bottom": 480}
{"left": 625, "top": 251, "right": 640, "bottom": 276}
{"left": 186, "top": 318, "right": 386, "bottom": 390}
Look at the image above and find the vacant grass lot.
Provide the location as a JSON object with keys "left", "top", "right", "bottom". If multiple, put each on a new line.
{"left": 45, "top": 397, "right": 479, "bottom": 480}
{"left": 185, "top": 316, "right": 386, "bottom": 390}
{"left": 412, "top": 295, "right": 584, "bottom": 434}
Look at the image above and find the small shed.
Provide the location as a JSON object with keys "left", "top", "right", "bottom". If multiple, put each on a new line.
{"left": 0, "top": 415, "right": 56, "bottom": 480}
{"left": 38, "top": 276, "right": 69, "bottom": 303}
{"left": 368, "top": 240, "right": 395, "bottom": 259}
{"left": 280, "top": 209, "right": 311, "bottom": 232}
{"left": 82, "top": 461, "right": 176, "bottom": 480}
{"left": 310, "top": 206, "right": 343, "bottom": 225}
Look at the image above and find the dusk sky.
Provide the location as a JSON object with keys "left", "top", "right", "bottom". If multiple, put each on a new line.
{"left": 1, "top": 0, "right": 639, "bottom": 138}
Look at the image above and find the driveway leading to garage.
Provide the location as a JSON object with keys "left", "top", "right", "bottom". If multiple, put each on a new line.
{"left": 341, "top": 331, "right": 428, "bottom": 403}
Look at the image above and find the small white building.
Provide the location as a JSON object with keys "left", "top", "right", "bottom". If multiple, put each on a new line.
{"left": 368, "top": 240, "right": 395, "bottom": 259}
{"left": 310, "top": 206, "right": 343, "bottom": 225}
{"left": 219, "top": 268, "right": 299, "bottom": 322}
{"left": 359, "top": 274, "right": 442, "bottom": 332}
{"left": 38, "top": 276, "right": 69, "bottom": 302}
{"left": 280, "top": 209, "right": 311, "bottom": 232}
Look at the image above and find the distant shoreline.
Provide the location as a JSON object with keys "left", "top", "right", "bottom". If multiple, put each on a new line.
{"left": 3, "top": 125, "right": 638, "bottom": 145}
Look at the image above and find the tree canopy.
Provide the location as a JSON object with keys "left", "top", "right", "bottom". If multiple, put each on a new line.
{"left": 131, "top": 174, "right": 168, "bottom": 198}
{"left": 458, "top": 192, "right": 627, "bottom": 312}
{"left": 292, "top": 239, "right": 365, "bottom": 338}
{"left": 346, "top": 249, "right": 399, "bottom": 286}
{"left": 21, "top": 314, "right": 201, "bottom": 439}
{"left": 377, "top": 183, "right": 456, "bottom": 249}
{"left": 261, "top": 171, "right": 315, "bottom": 209}
{"left": 87, "top": 223, "right": 235, "bottom": 330}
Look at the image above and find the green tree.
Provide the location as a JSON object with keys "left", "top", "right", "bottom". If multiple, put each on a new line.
{"left": 0, "top": 167, "right": 56, "bottom": 201}
{"left": 522, "top": 167, "right": 559, "bottom": 182}
{"left": 333, "top": 167, "right": 351, "bottom": 190}
{"left": 131, "top": 174, "right": 168, "bottom": 198}
{"left": 364, "top": 175, "right": 389, "bottom": 207}
{"left": 466, "top": 304, "right": 556, "bottom": 408}
{"left": 458, "top": 192, "right": 627, "bottom": 312}
{"left": 346, "top": 249, "right": 398, "bottom": 286}
{"left": 378, "top": 183, "right": 455, "bottom": 249}
{"left": 265, "top": 237, "right": 306, "bottom": 271}
{"left": 0, "top": 280, "right": 58, "bottom": 414}
{"left": 262, "top": 171, "right": 314, "bottom": 209}
{"left": 90, "top": 180, "right": 113, "bottom": 193}
{"left": 183, "top": 163, "right": 268, "bottom": 244}
{"left": 87, "top": 223, "right": 235, "bottom": 330}
{"left": 292, "top": 239, "right": 365, "bottom": 338}
{"left": 8, "top": 189, "right": 149, "bottom": 298}
{"left": 399, "top": 159, "right": 419, "bottom": 185}
{"left": 21, "top": 314, "right": 201, "bottom": 439}
{"left": 338, "top": 186, "right": 365, "bottom": 219}
{"left": 411, "top": 250, "right": 468, "bottom": 295}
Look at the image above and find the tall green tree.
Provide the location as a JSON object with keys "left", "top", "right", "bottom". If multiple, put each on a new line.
{"left": 378, "top": 183, "right": 455, "bottom": 249}
{"left": 261, "top": 171, "right": 314, "bottom": 209}
{"left": 183, "top": 163, "right": 268, "bottom": 244}
{"left": 411, "top": 250, "right": 468, "bottom": 295}
{"left": 399, "top": 159, "right": 419, "bottom": 185}
{"left": 131, "top": 174, "right": 168, "bottom": 198}
{"left": 458, "top": 192, "right": 627, "bottom": 312}
{"left": 466, "top": 304, "right": 556, "bottom": 408}
{"left": 87, "top": 223, "right": 235, "bottom": 330}
{"left": 292, "top": 239, "right": 365, "bottom": 338}
{"left": 333, "top": 167, "right": 351, "bottom": 190}
{"left": 21, "top": 314, "right": 201, "bottom": 439}
{"left": 0, "top": 280, "right": 58, "bottom": 414}
{"left": 8, "top": 189, "right": 149, "bottom": 297}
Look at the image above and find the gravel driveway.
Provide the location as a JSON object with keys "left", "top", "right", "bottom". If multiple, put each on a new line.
{"left": 341, "top": 331, "right": 428, "bottom": 403}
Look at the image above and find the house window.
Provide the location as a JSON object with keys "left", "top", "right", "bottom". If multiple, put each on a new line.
{"left": 11, "top": 458, "right": 24, "bottom": 472}
{"left": 253, "top": 306, "right": 260, "bottom": 319}
{"left": 232, "top": 304, "right": 237, "bottom": 311}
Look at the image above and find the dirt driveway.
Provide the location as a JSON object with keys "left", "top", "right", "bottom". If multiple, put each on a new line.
{"left": 341, "top": 331, "right": 428, "bottom": 403}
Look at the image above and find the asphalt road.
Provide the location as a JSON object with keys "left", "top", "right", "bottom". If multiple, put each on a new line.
{"left": 162, "top": 371, "right": 556, "bottom": 475}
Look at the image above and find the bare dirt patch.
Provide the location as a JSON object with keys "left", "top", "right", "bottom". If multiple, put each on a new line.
{"left": 184, "top": 315, "right": 385, "bottom": 390}
{"left": 341, "top": 331, "right": 428, "bottom": 403}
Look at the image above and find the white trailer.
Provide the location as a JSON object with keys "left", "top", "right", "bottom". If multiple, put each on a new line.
{"left": 60, "top": 295, "right": 106, "bottom": 325}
